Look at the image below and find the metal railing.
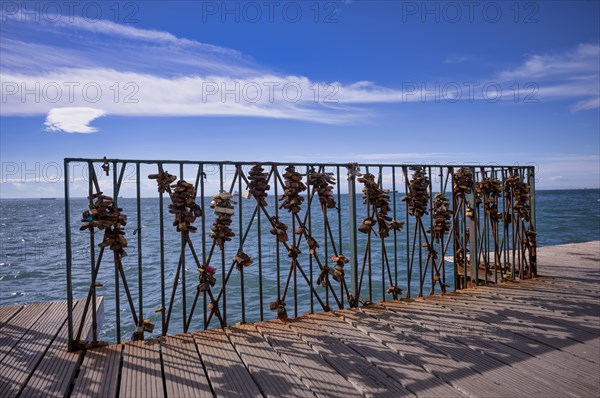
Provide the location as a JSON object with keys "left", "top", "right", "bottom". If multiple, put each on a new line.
{"left": 64, "top": 158, "right": 536, "bottom": 351}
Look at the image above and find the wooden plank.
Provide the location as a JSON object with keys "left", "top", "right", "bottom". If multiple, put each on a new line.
{"left": 476, "top": 280, "right": 600, "bottom": 302}
{"left": 382, "top": 300, "right": 598, "bottom": 398}
{"left": 476, "top": 283, "right": 600, "bottom": 308}
{"left": 255, "top": 320, "right": 364, "bottom": 398}
{"left": 20, "top": 298, "right": 100, "bottom": 398}
{"left": 226, "top": 324, "right": 315, "bottom": 397}
{"left": 0, "top": 304, "right": 23, "bottom": 325}
{"left": 491, "top": 280, "right": 599, "bottom": 298}
{"left": 314, "top": 311, "right": 466, "bottom": 398}
{"left": 71, "top": 344, "right": 121, "bottom": 398}
{"left": 442, "top": 293, "right": 600, "bottom": 364}
{"left": 0, "top": 301, "right": 70, "bottom": 397}
{"left": 366, "top": 303, "right": 560, "bottom": 398}
{"left": 411, "top": 299, "right": 600, "bottom": 396}
{"left": 161, "top": 334, "right": 212, "bottom": 398}
{"left": 0, "top": 301, "right": 53, "bottom": 361}
{"left": 430, "top": 296, "right": 600, "bottom": 377}
{"left": 345, "top": 306, "right": 511, "bottom": 398}
{"left": 466, "top": 289, "right": 600, "bottom": 335}
{"left": 444, "top": 289, "right": 599, "bottom": 338}
{"left": 289, "top": 314, "right": 415, "bottom": 397}
{"left": 193, "top": 329, "right": 262, "bottom": 397}
{"left": 472, "top": 285, "right": 600, "bottom": 323}
{"left": 459, "top": 289, "right": 600, "bottom": 330}
{"left": 119, "top": 339, "right": 164, "bottom": 398}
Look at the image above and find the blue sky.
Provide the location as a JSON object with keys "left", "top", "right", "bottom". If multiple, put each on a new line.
{"left": 1, "top": 0, "right": 599, "bottom": 197}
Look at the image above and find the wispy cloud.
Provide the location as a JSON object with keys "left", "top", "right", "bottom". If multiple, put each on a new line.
{"left": 1, "top": 10, "right": 598, "bottom": 133}
{"left": 571, "top": 97, "right": 600, "bottom": 112}
{"left": 499, "top": 44, "right": 599, "bottom": 80}
{"left": 443, "top": 54, "right": 472, "bottom": 64}
{"left": 497, "top": 44, "right": 600, "bottom": 111}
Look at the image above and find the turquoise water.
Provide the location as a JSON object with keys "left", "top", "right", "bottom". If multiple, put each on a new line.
{"left": 1, "top": 189, "right": 598, "bottom": 342}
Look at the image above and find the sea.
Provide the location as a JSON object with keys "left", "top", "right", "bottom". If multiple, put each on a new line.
{"left": 1, "top": 189, "right": 599, "bottom": 343}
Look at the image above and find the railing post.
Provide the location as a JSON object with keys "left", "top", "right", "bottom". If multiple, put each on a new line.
{"left": 528, "top": 166, "right": 537, "bottom": 276}
{"left": 346, "top": 163, "right": 359, "bottom": 307}
{"left": 469, "top": 167, "right": 479, "bottom": 286}
{"left": 64, "top": 159, "right": 74, "bottom": 351}
{"left": 136, "top": 163, "right": 143, "bottom": 333}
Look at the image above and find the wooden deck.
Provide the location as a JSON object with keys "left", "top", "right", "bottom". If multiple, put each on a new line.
{"left": 1, "top": 241, "right": 598, "bottom": 397}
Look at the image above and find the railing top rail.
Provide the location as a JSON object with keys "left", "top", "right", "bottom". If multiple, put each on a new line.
{"left": 64, "top": 158, "right": 535, "bottom": 170}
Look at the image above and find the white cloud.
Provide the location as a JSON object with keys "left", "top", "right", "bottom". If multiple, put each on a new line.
{"left": 0, "top": 69, "right": 392, "bottom": 124}
{"left": 1, "top": 10, "right": 598, "bottom": 132}
{"left": 44, "top": 107, "right": 106, "bottom": 133}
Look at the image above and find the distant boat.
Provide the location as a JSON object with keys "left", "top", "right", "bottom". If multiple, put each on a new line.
{"left": 40, "top": 198, "right": 56, "bottom": 200}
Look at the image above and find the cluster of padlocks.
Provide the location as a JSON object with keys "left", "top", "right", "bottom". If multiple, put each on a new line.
{"left": 247, "top": 164, "right": 270, "bottom": 206}
{"left": 278, "top": 165, "right": 306, "bottom": 213}
{"left": 404, "top": 166, "right": 430, "bottom": 218}
{"left": 476, "top": 177, "right": 503, "bottom": 222}
{"left": 430, "top": 193, "right": 451, "bottom": 242}
{"left": 80, "top": 192, "right": 128, "bottom": 258}
{"left": 308, "top": 170, "right": 337, "bottom": 209}
{"left": 210, "top": 192, "right": 236, "bottom": 249}
{"left": 169, "top": 180, "right": 202, "bottom": 233}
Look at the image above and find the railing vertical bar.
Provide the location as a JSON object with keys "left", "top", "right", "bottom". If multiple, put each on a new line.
{"left": 404, "top": 166, "right": 411, "bottom": 298}
{"left": 88, "top": 162, "right": 98, "bottom": 342}
{"left": 392, "top": 166, "right": 398, "bottom": 290}
{"left": 414, "top": 167, "right": 422, "bottom": 297}
{"left": 136, "top": 163, "right": 143, "bottom": 333}
{"left": 257, "top": 205, "right": 263, "bottom": 321}
{"left": 450, "top": 167, "right": 457, "bottom": 291}
{"left": 306, "top": 165, "right": 313, "bottom": 312}
{"left": 529, "top": 166, "right": 537, "bottom": 276}
{"left": 418, "top": 216, "right": 422, "bottom": 297}
{"left": 116, "top": 163, "right": 126, "bottom": 198}
{"left": 501, "top": 167, "right": 507, "bottom": 277}
{"left": 65, "top": 159, "right": 74, "bottom": 351}
{"left": 323, "top": 203, "right": 328, "bottom": 307}
{"left": 238, "top": 165, "right": 246, "bottom": 323}
{"left": 463, "top": 197, "right": 468, "bottom": 289}
{"left": 292, "top": 214, "right": 298, "bottom": 317}
{"left": 346, "top": 164, "right": 359, "bottom": 306}
{"left": 365, "top": 165, "right": 372, "bottom": 303}
{"left": 510, "top": 168, "right": 516, "bottom": 281}
{"left": 112, "top": 161, "right": 121, "bottom": 343}
{"left": 219, "top": 164, "right": 226, "bottom": 325}
{"left": 180, "top": 163, "right": 187, "bottom": 330}
{"left": 490, "top": 166, "right": 497, "bottom": 283}
{"left": 183, "top": 164, "right": 203, "bottom": 333}
{"left": 439, "top": 167, "right": 446, "bottom": 289}
{"left": 159, "top": 163, "right": 166, "bottom": 335}
{"left": 469, "top": 167, "right": 479, "bottom": 287}
{"left": 200, "top": 163, "right": 207, "bottom": 329}
{"left": 336, "top": 166, "right": 343, "bottom": 253}
{"left": 379, "top": 166, "right": 385, "bottom": 301}
{"left": 336, "top": 166, "right": 343, "bottom": 308}
{"left": 428, "top": 166, "right": 434, "bottom": 294}
{"left": 483, "top": 168, "right": 490, "bottom": 285}
{"left": 274, "top": 165, "right": 280, "bottom": 306}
